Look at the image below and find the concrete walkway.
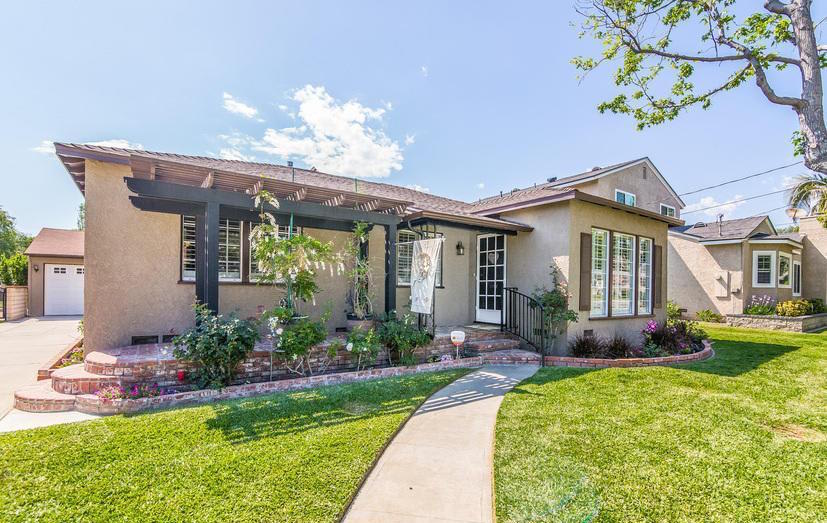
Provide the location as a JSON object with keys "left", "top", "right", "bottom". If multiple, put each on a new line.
{"left": 344, "top": 364, "right": 539, "bottom": 523}
{"left": 0, "top": 316, "right": 81, "bottom": 418}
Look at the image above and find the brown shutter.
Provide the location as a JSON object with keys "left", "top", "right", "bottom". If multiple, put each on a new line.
{"left": 579, "top": 232, "right": 592, "bottom": 311}
{"left": 653, "top": 244, "right": 663, "bottom": 308}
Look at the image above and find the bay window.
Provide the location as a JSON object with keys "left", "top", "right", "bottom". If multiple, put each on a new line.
{"left": 611, "top": 232, "right": 636, "bottom": 316}
{"left": 752, "top": 251, "right": 776, "bottom": 288}
{"left": 638, "top": 237, "right": 653, "bottom": 315}
{"left": 778, "top": 252, "right": 791, "bottom": 288}
{"left": 793, "top": 261, "right": 802, "bottom": 296}
{"left": 589, "top": 229, "right": 656, "bottom": 318}
{"left": 590, "top": 229, "right": 609, "bottom": 317}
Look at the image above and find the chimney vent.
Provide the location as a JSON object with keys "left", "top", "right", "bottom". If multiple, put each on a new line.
{"left": 547, "top": 176, "right": 557, "bottom": 183}
{"left": 287, "top": 161, "right": 293, "bottom": 167}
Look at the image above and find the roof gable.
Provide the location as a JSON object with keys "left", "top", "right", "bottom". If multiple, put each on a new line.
{"left": 24, "top": 228, "right": 84, "bottom": 257}
{"left": 669, "top": 216, "right": 773, "bottom": 242}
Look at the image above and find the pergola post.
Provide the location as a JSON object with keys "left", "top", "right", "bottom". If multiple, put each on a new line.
{"left": 384, "top": 223, "right": 397, "bottom": 314}
{"left": 194, "top": 212, "right": 207, "bottom": 307}
{"left": 205, "top": 201, "right": 220, "bottom": 314}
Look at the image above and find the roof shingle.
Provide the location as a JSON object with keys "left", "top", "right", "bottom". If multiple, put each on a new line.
{"left": 24, "top": 228, "right": 84, "bottom": 257}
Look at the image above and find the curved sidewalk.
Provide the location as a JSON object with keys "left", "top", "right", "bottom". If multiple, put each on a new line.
{"left": 343, "top": 364, "right": 539, "bottom": 523}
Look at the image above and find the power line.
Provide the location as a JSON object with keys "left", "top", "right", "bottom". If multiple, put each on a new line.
{"left": 678, "top": 161, "right": 802, "bottom": 197}
{"left": 682, "top": 189, "right": 788, "bottom": 215}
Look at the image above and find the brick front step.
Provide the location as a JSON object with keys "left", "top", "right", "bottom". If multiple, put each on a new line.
{"left": 51, "top": 364, "right": 122, "bottom": 395}
{"left": 14, "top": 382, "right": 76, "bottom": 413}
{"left": 466, "top": 338, "right": 521, "bottom": 352}
{"left": 481, "top": 349, "right": 541, "bottom": 365}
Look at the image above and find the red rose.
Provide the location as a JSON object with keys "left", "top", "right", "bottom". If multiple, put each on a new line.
{"left": 177, "top": 370, "right": 186, "bottom": 382}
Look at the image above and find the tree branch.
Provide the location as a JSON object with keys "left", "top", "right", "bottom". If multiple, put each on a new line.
{"left": 764, "top": 1, "right": 791, "bottom": 16}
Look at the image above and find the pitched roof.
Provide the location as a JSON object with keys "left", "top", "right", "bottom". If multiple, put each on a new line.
{"left": 24, "top": 228, "right": 84, "bottom": 257}
{"left": 670, "top": 216, "right": 769, "bottom": 242}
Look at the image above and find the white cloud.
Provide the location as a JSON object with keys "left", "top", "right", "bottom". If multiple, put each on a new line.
{"left": 420, "top": 65, "right": 429, "bottom": 78}
{"left": 476, "top": 182, "right": 485, "bottom": 189}
{"left": 683, "top": 195, "right": 747, "bottom": 219}
{"left": 404, "top": 134, "right": 416, "bottom": 146}
{"left": 251, "top": 85, "right": 404, "bottom": 178}
{"left": 219, "top": 148, "right": 254, "bottom": 162}
{"left": 85, "top": 139, "right": 144, "bottom": 150}
{"left": 223, "top": 92, "right": 262, "bottom": 120}
{"left": 405, "top": 184, "right": 430, "bottom": 193}
{"left": 31, "top": 140, "right": 54, "bottom": 154}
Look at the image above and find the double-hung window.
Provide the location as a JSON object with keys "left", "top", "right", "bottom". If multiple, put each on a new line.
{"left": 793, "top": 261, "right": 802, "bottom": 296}
{"left": 752, "top": 251, "right": 776, "bottom": 288}
{"left": 778, "top": 252, "right": 792, "bottom": 288}
{"left": 396, "top": 229, "right": 443, "bottom": 286}
{"left": 590, "top": 229, "right": 610, "bottom": 317}
{"left": 611, "top": 232, "right": 636, "bottom": 316}
{"left": 615, "top": 189, "right": 636, "bottom": 207}
{"left": 660, "top": 204, "right": 676, "bottom": 217}
{"left": 181, "top": 216, "right": 242, "bottom": 282}
{"left": 638, "top": 237, "right": 653, "bottom": 315}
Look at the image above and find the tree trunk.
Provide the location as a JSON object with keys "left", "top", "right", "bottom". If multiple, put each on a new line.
{"left": 790, "top": 1, "right": 827, "bottom": 173}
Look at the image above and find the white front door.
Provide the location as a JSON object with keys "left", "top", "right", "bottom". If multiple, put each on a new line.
{"left": 476, "top": 234, "right": 506, "bottom": 323}
{"left": 44, "top": 264, "right": 84, "bottom": 315}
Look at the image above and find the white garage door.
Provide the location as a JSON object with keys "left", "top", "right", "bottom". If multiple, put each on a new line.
{"left": 44, "top": 264, "right": 84, "bottom": 316}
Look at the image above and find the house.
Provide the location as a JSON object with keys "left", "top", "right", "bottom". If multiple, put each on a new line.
{"left": 52, "top": 143, "right": 684, "bottom": 355}
{"left": 668, "top": 216, "right": 810, "bottom": 317}
{"left": 24, "top": 228, "right": 85, "bottom": 316}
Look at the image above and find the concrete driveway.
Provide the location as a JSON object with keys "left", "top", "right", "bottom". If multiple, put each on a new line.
{"left": 0, "top": 316, "right": 81, "bottom": 418}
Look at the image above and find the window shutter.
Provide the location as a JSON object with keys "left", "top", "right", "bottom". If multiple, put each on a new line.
{"left": 579, "top": 232, "right": 592, "bottom": 311}
{"left": 653, "top": 244, "right": 663, "bottom": 308}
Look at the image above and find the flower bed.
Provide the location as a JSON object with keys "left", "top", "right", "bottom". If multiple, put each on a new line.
{"left": 76, "top": 355, "right": 484, "bottom": 415}
{"left": 545, "top": 340, "right": 714, "bottom": 368}
{"left": 37, "top": 336, "right": 83, "bottom": 380}
{"left": 726, "top": 313, "right": 827, "bottom": 333}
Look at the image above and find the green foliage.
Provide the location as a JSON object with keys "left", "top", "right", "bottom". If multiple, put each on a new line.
{"left": 787, "top": 173, "right": 827, "bottom": 226}
{"left": 346, "top": 221, "right": 373, "bottom": 319}
{"left": 744, "top": 294, "right": 776, "bottom": 315}
{"left": 0, "top": 370, "right": 467, "bottom": 522}
{"left": 775, "top": 299, "right": 815, "bottom": 317}
{"left": 377, "top": 311, "right": 432, "bottom": 366}
{"left": 666, "top": 300, "right": 682, "bottom": 322}
{"left": 0, "top": 252, "right": 27, "bottom": 285}
{"left": 172, "top": 304, "right": 260, "bottom": 388}
{"left": 346, "top": 327, "right": 382, "bottom": 370}
{"left": 809, "top": 298, "right": 826, "bottom": 314}
{"left": 531, "top": 264, "right": 578, "bottom": 351}
{"left": 277, "top": 317, "right": 328, "bottom": 374}
{"left": 696, "top": 309, "right": 724, "bottom": 323}
{"left": 0, "top": 207, "right": 30, "bottom": 259}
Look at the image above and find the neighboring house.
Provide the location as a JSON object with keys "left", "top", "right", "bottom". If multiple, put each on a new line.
{"left": 668, "top": 216, "right": 809, "bottom": 317}
{"left": 24, "top": 228, "right": 85, "bottom": 316}
{"left": 53, "top": 144, "right": 683, "bottom": 355}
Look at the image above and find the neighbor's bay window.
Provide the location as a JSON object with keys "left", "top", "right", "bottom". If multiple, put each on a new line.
{"left": 638, "top": 237, "right": 653, "bottom": 315}
{"left": 793, "top": 261, "right": 802, "bottom": 296}
{"left": 611, "top": 232, "right": 636, "bottom": 316}
{"left": 778, "top": 252, "right": 792, "bottom": 288}
{"left": 752, "top": 251, "right": 776, "bottom": 288}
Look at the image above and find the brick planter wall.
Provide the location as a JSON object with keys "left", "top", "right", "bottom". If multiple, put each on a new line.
{"left": 544, "top": 340, "right": 714, "bottom": 368}
{"left": 75, "top": 355, "right": 484, "bottom": 415}
{"left": 3, "top": 285, "right": 28, "bottom": 321}
{"left": 726, "top": 313, "right": 827, "bottom": 333}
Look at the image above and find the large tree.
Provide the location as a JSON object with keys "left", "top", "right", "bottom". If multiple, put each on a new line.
{"left": 0, "top": 207, "right": 30, "bottom": 258}
{"left": 574, "top": 1, "right": 827, "bottom": 173}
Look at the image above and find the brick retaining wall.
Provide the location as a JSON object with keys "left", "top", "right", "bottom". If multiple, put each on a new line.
{"left": 726, "top": 313, "right": 827, "bottom": 333}
{"left": 544, "top": 340, "right": 713, "bottom": 368}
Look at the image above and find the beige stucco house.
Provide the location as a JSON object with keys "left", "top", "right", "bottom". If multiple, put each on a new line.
{"left": 53, "top": 144, "right": 684, "bottom": 355}
{"left": 667, "top": 215, "right": 819, "bottom": 317}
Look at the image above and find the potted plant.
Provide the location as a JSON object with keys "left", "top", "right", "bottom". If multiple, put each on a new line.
{"left": 345, "top": 221, "right": 375, "bottom": 331}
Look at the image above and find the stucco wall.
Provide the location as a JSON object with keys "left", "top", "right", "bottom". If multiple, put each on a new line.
{"left": 27, "top": 255, "right": 84, "bottom": 317}
{"left": 800, "top": 216, "right": 827, "bottom": 301}
{"left": 743, "top": 242, "right": 800, "bottom": 304}
{"left": 667, "top": 236, "right": 744, "bottom": 317}
{"left": 574, "top": 162, "right": 682, "bottom": 217}
{"left": 394, "top": 225, "right": 476, "bottom": 326}
{"left": 83, "top": 160, "right": 370, "bottom": 353}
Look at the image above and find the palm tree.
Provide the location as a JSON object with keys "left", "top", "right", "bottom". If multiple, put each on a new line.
{"left": 788, "top": 173, "right": 827, "bottom": 225}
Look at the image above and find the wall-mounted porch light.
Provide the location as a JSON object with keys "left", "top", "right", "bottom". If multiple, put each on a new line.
{"left": 33, "top": 264, "right": 39, "bottom": 272}
{"left": 456, "top": 241, "right": 465, "bottom": 255}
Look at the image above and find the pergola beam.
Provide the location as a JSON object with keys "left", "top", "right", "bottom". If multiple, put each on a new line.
{"left": 201, "top": 171, "right": 214, "bottom": 189}
{"left": 322, "top": 194, "right": 346, "bottom": 207}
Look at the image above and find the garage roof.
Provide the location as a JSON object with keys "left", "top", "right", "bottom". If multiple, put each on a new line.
{"left": 24, "top": 228, "right": 84, "bottom": 258}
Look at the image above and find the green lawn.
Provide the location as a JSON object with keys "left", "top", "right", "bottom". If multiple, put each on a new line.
{"left": 0, "top": 369, "right": 467, "bottom": 523}
{"left": 494, "top": 325, "right": 827, "bottom": 522}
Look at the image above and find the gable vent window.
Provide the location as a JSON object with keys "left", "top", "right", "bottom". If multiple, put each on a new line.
{"left": 660, "top": 204, "right": 676, "bottom": 217}
{"left": 615, "top": 189, "right": 636, "bottom": 207}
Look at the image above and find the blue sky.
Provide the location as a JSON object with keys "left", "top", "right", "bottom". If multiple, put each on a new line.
{"left": 0, "top": 1, "right": 814, "bottom": 235}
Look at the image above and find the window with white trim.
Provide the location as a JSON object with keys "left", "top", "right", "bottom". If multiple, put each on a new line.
{"left": 660, "top": 204, "right": 676, "bottom": 217}
{"left": 590, "top": 229, "right": 609, "bottom": 317}
{"left": 396, "top": 229, "right": 443, "bottom": 286}
{"left": 638, "top": 237, "right": 653, "bottom": 315}
{"left": 752, "top": 251, "right": 776, "bottom": 288}
{"left": 615, "top": 189, "right": 636, "bottom": 207}
{"left": 249, "top": 225, "right": 300, "bottom": 282}
{"left": 181, "top": 216, "right": 242, "bottom": 282}
{"left": 793, "top": 261, "right": 802, "bottom": 296}
{"left": 611, "top": 232, "right": 636, "bottom": 316}
{"left": 778, "top": 252, "right": 792, "bottom": 288}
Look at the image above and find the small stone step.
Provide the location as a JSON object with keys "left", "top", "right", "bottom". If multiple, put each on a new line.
{"left": 14, "top": 382, "right": 76, "bottom": 413}
{"left": 51, "top": 364, "right": 122, "bottom": 395}
{"left": 482, "top": 348, "right": 541, "bottom": 365}
{"left": 466, "top": 338, "right": 521, "bottom": 353}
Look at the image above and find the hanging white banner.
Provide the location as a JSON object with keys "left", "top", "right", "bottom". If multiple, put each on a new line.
{"left": 410, "top": 238, "right": 443, "bottom": 314}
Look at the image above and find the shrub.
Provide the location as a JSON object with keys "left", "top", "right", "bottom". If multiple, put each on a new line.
{"left": 696, "top": 309, "right": 724, "bottom": 323}
{"left": 666, "top": 300, "right": 682, "bottom": 322}
{"left": 56, "top": 347, "right": 84, "bottom": 369}
{"left": 0, "top": 253, "right": 27, "bottom": 285}
{"left": 346, "top": 327, "right": 381, "bottom": 370}
{"left": 277, "top": 316, "right": 329, "bottom": 376}
{"left": 172, "top": 304, "right": 260, "bottom": 388}
{"left": 603, "top": 334, "right": 635, "bottom": 359}
{"left": 810, "top": 298, "right": 826, "bottom": 314}
{"left": 569, "top": 334, "right": 605, "bottom": 358}
{"left": 776, "top": 299, "right": 812, "bottom": 317}
{"left": 642, "top": 319, "right": 705, "bottom": 355}
{"left": 377, "top": 311, "right": 431, "bottom": 366}
{"left": 744, "top": 294, "right": 776, "bottom": 315}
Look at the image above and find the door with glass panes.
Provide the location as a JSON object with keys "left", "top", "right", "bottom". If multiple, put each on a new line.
{"left": 476, "top": 234, "right": 506, "bottom": 323}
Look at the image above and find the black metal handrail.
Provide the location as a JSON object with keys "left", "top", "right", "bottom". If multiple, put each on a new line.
{"left": 501, "top": 286, "right": 547, "bottom": 365}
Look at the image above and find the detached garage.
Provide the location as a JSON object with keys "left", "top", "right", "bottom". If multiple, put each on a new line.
{"left": 24, "top": 228, "right": 84, "bottom": 316}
